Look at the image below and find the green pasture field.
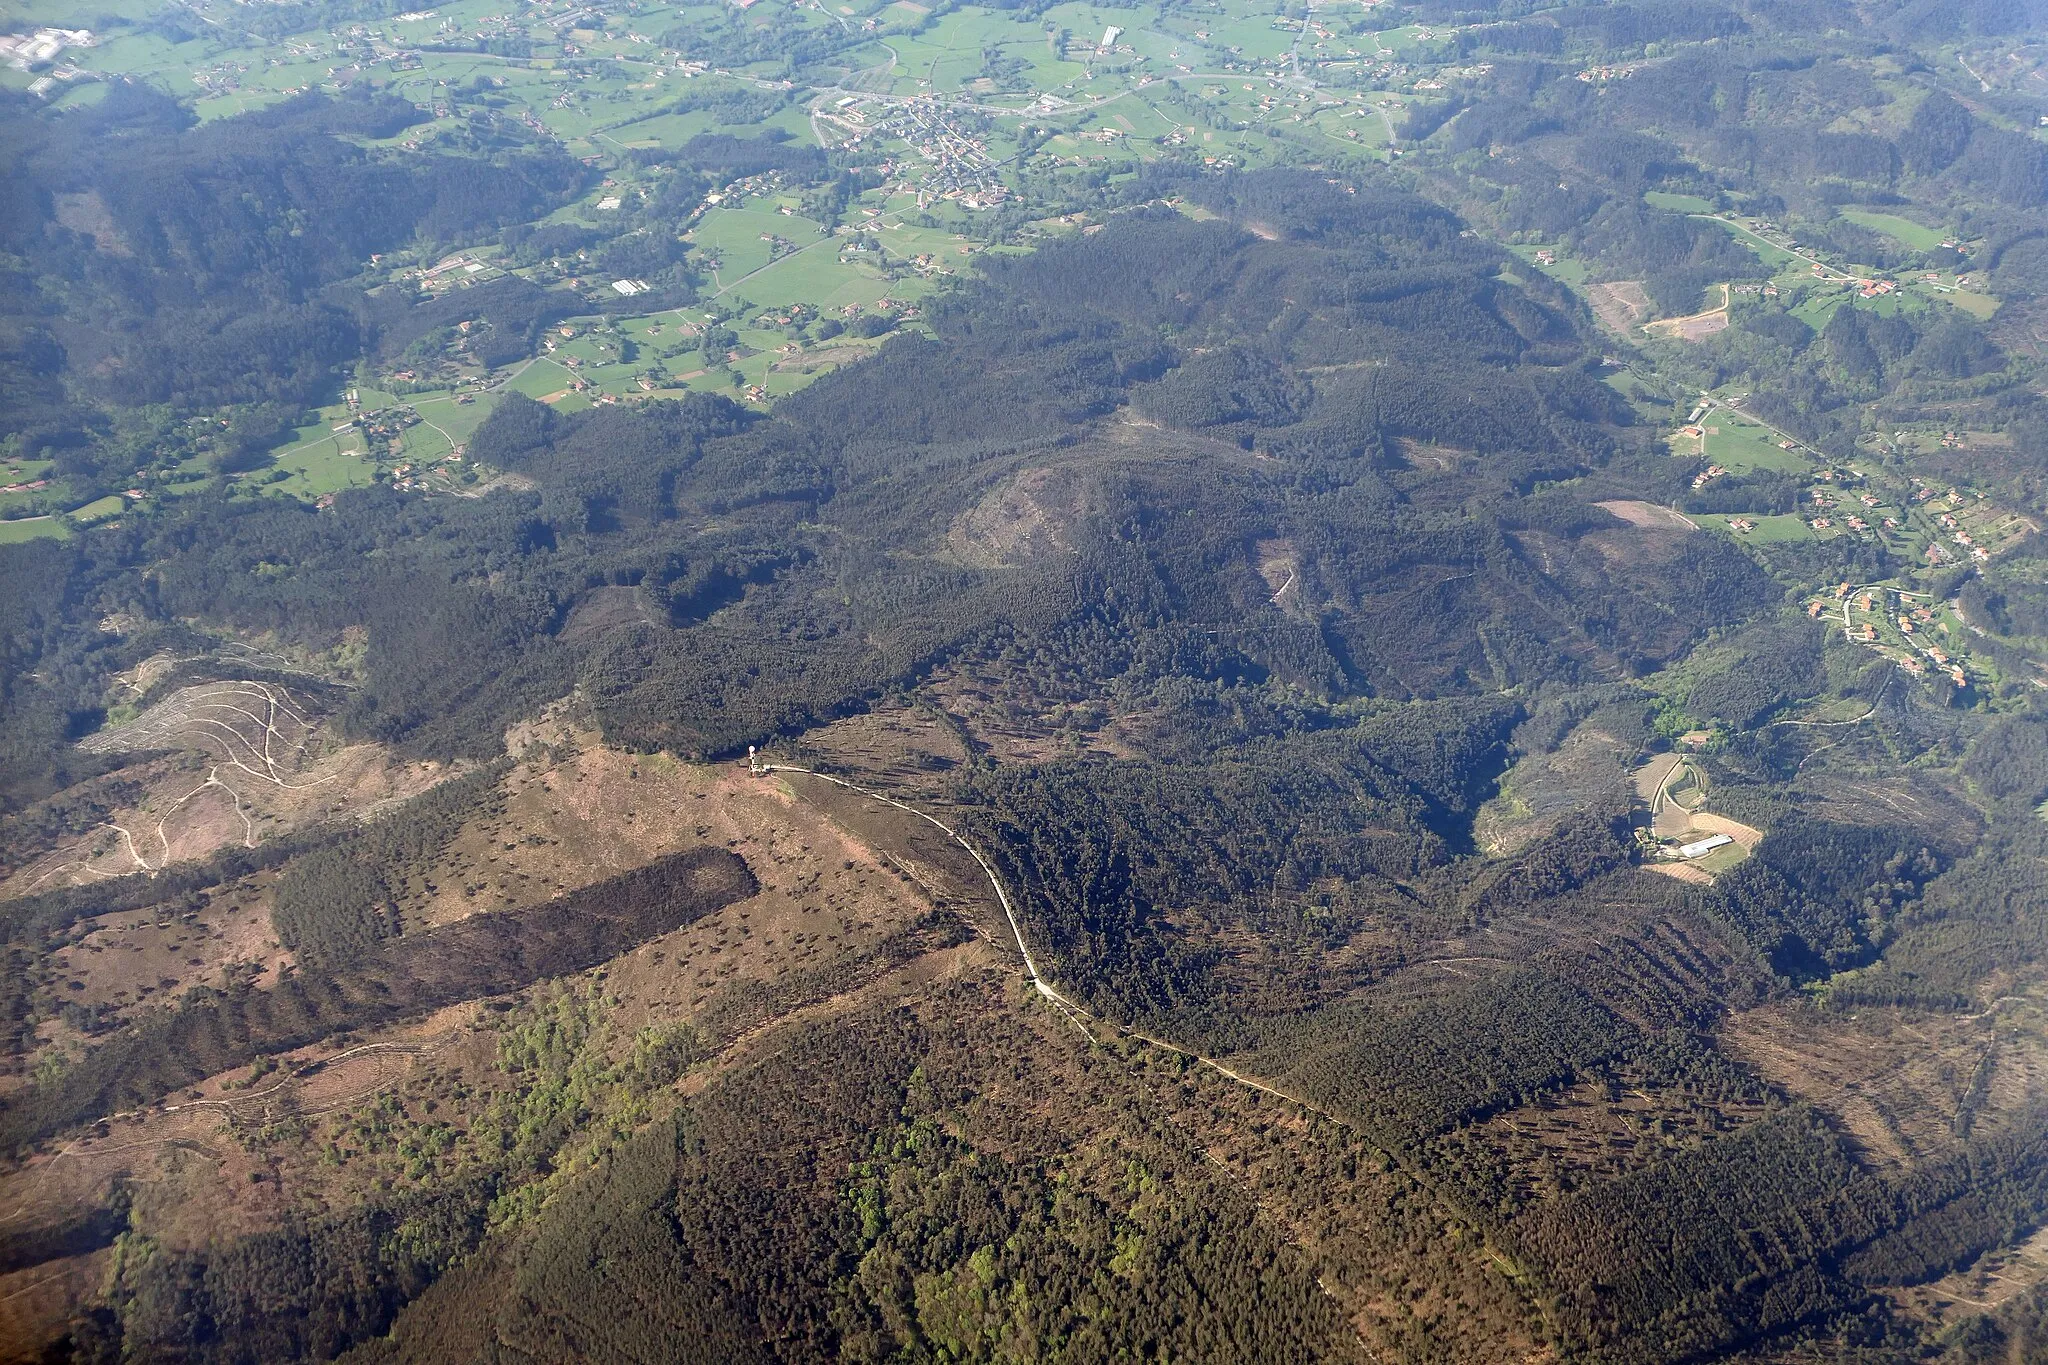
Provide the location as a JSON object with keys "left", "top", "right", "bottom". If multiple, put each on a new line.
{"left": 68, "top": 29, "right": 210, "bottom": 91}
{"left": 1509, "top": 244, "right": 1591, "bottom": 288}
{"left": 0, "top": 456, "right": 53, "bottom": 481}
{"left": 1702, "top": 414, "right": 1812, "bottom": 474}
{"left": 190, "top": 87, "right": 296, "bottom": 122}
{"left": 390, "top": 408, "right": 462, "bottom": 463}
{"left": 264, "top": 437, "right": 376, "bottom": 499}
{"left": 1188, "top": 10, "right": 1306, "bottom": 62}
{"left": 1837, "top": 210, "right": 1946, "bottom": 251}
{"left": 409, "top": 394, "right": 500, "bottom": 448}
{"left": 40, "top": 80, "right": 107, "bottom": 110}
{"left": 545, "top": 345, "right": 643, "bottom": 391}
{"left": 1924, "top": 284, "right": 2000, "bottom": 319}
{"left": 1787, "top": 286, "right": 1927, "bottom": 330}
{"left": 618, "top": 314, "right": 691, "bottom": 342}
{"left": 554, "top": 333, "right": 631, "bottom": 369}
{"left": 592, "top": 109, "right": 726, "bottom": 149}
{"left": 1603, "top": 372, "right": 1671, "bottom": 416}
{"left": 887, "top": 9, "right": 1053, "bottom": 92}
{"left": 1694, "top": 513, "right": 1815, "bottom": 543}
{"left": 723, "top": 246, "right": 905, "bottom": 313}
{"left": 0, "top": 517, "right": 66, "bottom": 544}
{"left": 881, "top": 220, "right": 989, "bottom": 261}
{"left": 69, "top": 494, "right": 128, "bottom": 525}
{"left": 276, "top": 414, "right": 360, "bottom": 455}
{"left": 1081, "top": 95, "right": 1181, "bottom": 140}
{"left": 695, "top": 207, "right": 830, "bottom": 288}
{"left": 508, "top": 358, "right": 582, "bottom": 401}
{"left": 1691, "top": 841, "right": 1751, "bottom": 875}
{"left": 1785, "top": 292, "right": 1842, "bottom": 327}
{"left": 0, "top": 0, "right": 152, "bottom": 25}
{"left": 1302, "top": 99, "right": 1394, "bottom": 150}
{"left": 1645, "top": 191, "right": 1716, "bottom": 213}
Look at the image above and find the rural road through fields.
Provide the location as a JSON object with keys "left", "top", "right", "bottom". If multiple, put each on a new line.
{"left": 1691, "top": 214, "right": 1857, "bottom": 282}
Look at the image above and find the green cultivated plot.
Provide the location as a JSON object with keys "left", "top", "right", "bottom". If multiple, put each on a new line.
{"left": 68, "top": 494, "right": 127, "bottom": 525}
{"left": 1702, "top": 412, "right": 1812, "bottom": 474}
{"left": 266, "top": 438, "right": 376, "bottom": 498}
{"left": 1185, "top": 10, "right": 1299, "bottom": 62}
{"left": 1510, "top": 244, "right": 1591, "bottom": 288}
{"left": 1838, "top": 210, "right": 1946, "bottom": 251}
{"left": 508, "top": 357, "right": 583, "bottom": 400}
{"left": 695, "top": 208, "right": 829, "bottom": 288}
{"left": 1927, "top": 285, "right": 2000, "bottom": 320}
{"left": 1788, "top": 288, "right": 1923, "bottom": 330}
{"left": 1694, "top": 512, "right": 1815, "bottom": 543}
{"left": 412, "top": 394, "right": 502, "bottom": 447}
{"left": 0, "top": 516, "right": 66, "bottom": 543}
{"left": 1645, "top": 191, "right": 1716, "bottom": 213}
{"left": 1691, "top": 842, "right": 1751, "bottom": 875}
{"left": 729, "top": 246, "right": 902, "bottom": 312}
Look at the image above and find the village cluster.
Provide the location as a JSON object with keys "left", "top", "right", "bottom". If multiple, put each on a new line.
{"left": 1811, "top": 583, "right": 1972, "bottom": 690}
{"left": 2, "top": 25, "right": 95, "bottom": 97}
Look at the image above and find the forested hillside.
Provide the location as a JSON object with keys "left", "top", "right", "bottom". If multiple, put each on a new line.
{"left": 5, "top": 0, "right": 2048, "bottom": 1358}
{"left": 0, "top": 83, "right": 584, "bottom": 484}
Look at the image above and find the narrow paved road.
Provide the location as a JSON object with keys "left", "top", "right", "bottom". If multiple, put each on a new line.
{"left": 1689, "top": 214, "right": 1856, "bottom": 283}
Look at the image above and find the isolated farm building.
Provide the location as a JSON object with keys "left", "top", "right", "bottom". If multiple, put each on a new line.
{"left": 1678, "top": 833, "right": 1733, "bottom": 859}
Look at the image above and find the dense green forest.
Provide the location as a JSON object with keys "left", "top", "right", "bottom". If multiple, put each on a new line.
{"left": 4, "top": 173, "right": 1755, "bottom": 809}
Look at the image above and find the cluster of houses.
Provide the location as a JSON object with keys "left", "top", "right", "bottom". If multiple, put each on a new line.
{"left": 408, "top": 254, "right": 498, "bottom": 297}
{"left": 1815, "top": 585, "right": 1973, "bottom": 688}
